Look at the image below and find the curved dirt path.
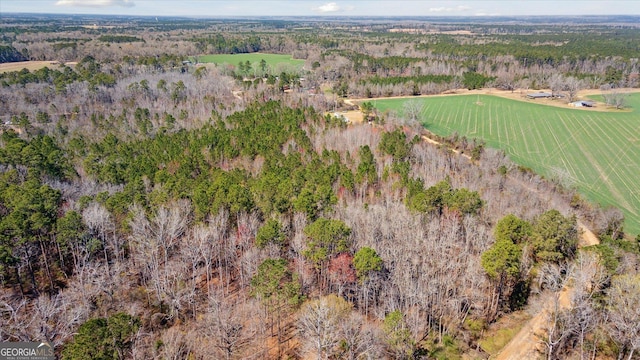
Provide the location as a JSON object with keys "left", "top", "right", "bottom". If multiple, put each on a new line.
{"left": 577, "top": 221, "right": 599, "bottom": 247}
{"left": 347, "top": 87, "right": 640, "bottom": 113}
{"left": 344, "top": 92, "right": 603, "bottom": 359}
{"left": 492, "top": 177, "right": 599, "bottom": 359}
{"left": 495, "top": 223, "right": 598, "bottom": 360}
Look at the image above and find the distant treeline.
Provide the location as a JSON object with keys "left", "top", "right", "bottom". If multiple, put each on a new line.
{"left": 360, "top": 74, "right": 454, "bottom": 86}
{"left": 98, "top": 35, "right": 145, "bottom": 43}
{"left": 325, "top": 50, "right": 423, "bottom": 74}
{"left": 415, "top": 31, "right": 640, "bottom": 63}
{"left": 191, "top": 34, "right": 263, "bottom": 54}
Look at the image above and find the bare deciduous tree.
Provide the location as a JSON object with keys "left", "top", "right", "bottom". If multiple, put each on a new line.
{"left": 129, "top": 200, "right": 191, "bottom": 315}
{"left": 600, "top": 84, "right": 629, "bottom": 109}
{"left": 569, "top": 252, "right": 608, "bottom": 360}
{"left": 82, "top": 202, "right": 118, "bottom": 266}
{"left": 206, "top": 292, "right": 256, "bottom": 360}
{"left": 565, "top": 76, "right": 585, "bottom": 102}
{"left": 298, "top": 295, "right": 352, "bottom": 360}
{"left": 548, "top": 73, "right": 565, "bottom": 98}
{"left": 537, "top": 262, "right": 576, "bottom": 360}
{"left": 338, "top": 312, "right": 383, "bottom": 360}
{"left": 607, "top": 274, "right": 640, "bottom": 360}
{"left": 402, "top": 99, "right": 424, "bottom": 125}
{"left": 159, "top": 327, "right": 191, "bottom": 360}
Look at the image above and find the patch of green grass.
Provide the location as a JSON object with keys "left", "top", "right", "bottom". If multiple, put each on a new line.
{"left": 371, "top": 93, "right": 640, "bottom": 236}
{"left": 193, "top": 53, "right": 304, "bottom": 73}
{"left": 426, "top": 334, "right": 462, "bottom": 360}
{"left": 479, "top": 326, "right": 522, "bottom": 355}
{"left": 477, "top": 310, "right": 530, "bottom": 355}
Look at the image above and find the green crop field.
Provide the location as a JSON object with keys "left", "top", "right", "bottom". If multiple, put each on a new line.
{"left": 193, "top": 53, "right": 305, "bottom": 73}
{"left": 371, "top": 94, "right": 640, "bottom": 236}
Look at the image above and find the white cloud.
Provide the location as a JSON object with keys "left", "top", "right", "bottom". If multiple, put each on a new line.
{"left": 313, "top": 2, "right": 343, "bottom": 13}
{"left": 475, "top": 11, "right": 500, "bottom": 16}
{"left": 429, "top": 5, "right": 471, "bottom": 13}
{"left": 55, "top": 0, "right": 135, "bottom": 7}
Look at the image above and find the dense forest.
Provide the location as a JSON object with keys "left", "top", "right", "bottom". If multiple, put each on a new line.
{"left": 1, "top": 14, "right": 639, "bottom": 360}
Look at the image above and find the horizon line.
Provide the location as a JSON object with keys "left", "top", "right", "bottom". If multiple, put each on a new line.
{"left": 3, "top": 12, "right": 640, "bottom": 18}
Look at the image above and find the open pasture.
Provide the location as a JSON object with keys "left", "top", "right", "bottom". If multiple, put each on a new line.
{"left": 194, "top": 53, "right": 304, "bottom": 73}
{"left": 372, "top": 94, "right": 640, "bottom": 236}
{"left": 0, "top": 60, "right": 76, "bottom": 74}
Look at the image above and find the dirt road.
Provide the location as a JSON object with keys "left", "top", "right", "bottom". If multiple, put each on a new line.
{"left": 344, "top": 90, "right": 605, "bottom": 360}
{"left": 494, "top": 222, "right": 599, "bottom": 360}
{"left": 346, "top": 87, "right": 640, "bottom": 113}
{"left": 491, "top": 173, "right": 600, "bottom": 359}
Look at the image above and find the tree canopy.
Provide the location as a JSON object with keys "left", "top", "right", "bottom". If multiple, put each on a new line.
{"left": 303, "top": 218, "right": 352, "bottom": 269}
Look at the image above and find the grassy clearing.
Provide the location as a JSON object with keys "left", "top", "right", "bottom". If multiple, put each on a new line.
{"left": 480, "top": 327, "right": 523, "bottom": 355}
{"left": 479, "top": 310, "right": 531, "bottom": 355}
{"left": 0, "top": 61, "right": 76, "bottom": 74}
{"left": 193, "top": 53, "right": 304, "bottom": 73}
{"left": 371, "top": 93, "right": 640, "bottom": 236}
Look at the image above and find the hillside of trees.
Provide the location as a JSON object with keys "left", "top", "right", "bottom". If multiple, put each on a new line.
{"left": 1, "top": 15, "right": 639, "bottom": 360}
{"left": 0, "top": 45, "right": 28, "bottom": 63}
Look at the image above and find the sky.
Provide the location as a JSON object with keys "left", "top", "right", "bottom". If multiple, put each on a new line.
{"left": 1, "top": 0, "right": 639, "bottom": 17}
